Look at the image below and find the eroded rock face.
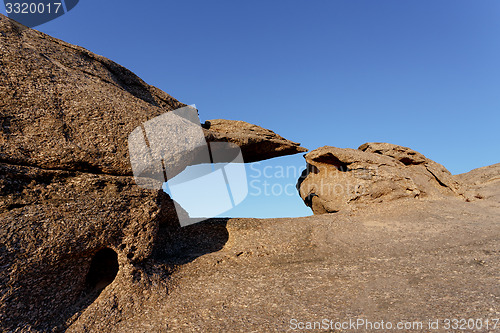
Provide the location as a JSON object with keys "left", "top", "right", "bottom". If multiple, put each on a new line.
{"left": 456, "top": 163, "right": 500, "bottom": 205}
{"left": 0, "top": 163, "right": 162, "bottom": 331}
{"left": 0, "top": 14, "right": 306, "bottom": 177}
{"left": 203, "top": 119, "right": 307, "bottom": 162}
{"left": 297, "top": 143, "right": 465, "bottom": 214}
{"left": 3, "top": 14, "right": 497, "bottom": 332}
{"left": 359, "top": 142, "right": 462, "bottom": 194}
{"left": 0, "top": 14, "right": 307, "bottom": 331}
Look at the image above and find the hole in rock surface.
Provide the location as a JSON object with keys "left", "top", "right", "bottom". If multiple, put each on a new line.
{"left": 85, "top": 248, "right": 119, "bottom": 292}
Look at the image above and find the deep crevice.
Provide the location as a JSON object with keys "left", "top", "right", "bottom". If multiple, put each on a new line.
{"left": 0, "top": 159, "right": 131, "bottom": 178}
{"left": 56, "top": 248, "right": 120, "bottom": 331}
{"left": 425, "top": 167, "right": 449, "bottom": 188}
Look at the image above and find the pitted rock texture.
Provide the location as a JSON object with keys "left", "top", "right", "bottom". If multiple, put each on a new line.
{"left": 0, "top": 14, "right": 306, "bottom": 332}
{"left": 0, "top": 162, "right": 161, "bottom": 331}
{"left": 47, "top": 178, "right": 500, "bottom": 332}
{"left": 1, "top": 14, "right": 498, "bottom": 333}
{"left": 203, "top": 119, "right": 307, "bottom": 162}
{"left": 0, "top": 14, "right": 306, "bottom": 177}
{"left": 297, "top": 143, "right": 465, "bottom": 214}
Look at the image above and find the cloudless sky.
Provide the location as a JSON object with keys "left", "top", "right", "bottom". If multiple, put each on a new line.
{"left": 2, "top": 1, "right": 499, "bottom": 217}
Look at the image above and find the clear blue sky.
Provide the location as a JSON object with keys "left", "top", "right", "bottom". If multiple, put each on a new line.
{"left": 2, "top": 1, "right": 499, "bottom": 217}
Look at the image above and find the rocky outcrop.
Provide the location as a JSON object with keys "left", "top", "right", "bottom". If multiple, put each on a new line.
{"left": 0, "top": 163, "right": 161, "bottom": 330}
{"left": 456, "top": 163, "right": 500, "bottom": 206}
{"left": 203, "top": 119, "right": 307, "bottom": 162}
{"left": 359, "top": 142, "right": 462, "bottom": 194}
{"left": 1, "top": 14, "right": 498, "bottom": 332}
{"left": 3, "top": 165, "right": 497, "bottom": 332}
{"left": 0, "top": 14, "right": 307, "bottom": 331}
{"left": 297, "top": 143, "right": 465, "bottom": 214}
{"left": 0, "top": 14, "right": 306, "bottom": 177}
{"left": 456, "top": 163, "right": 500, "bottom": 186}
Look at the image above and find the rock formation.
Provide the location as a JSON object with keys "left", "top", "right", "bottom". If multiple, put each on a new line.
{"left": 1, "top": 14, "right": 499, "bottom": 332}
{"left": 0, "top": 14, "right": 306, "bottom": 331}
{"left": 0, "top": 14, "right": 306, "bottom": 177}
{"left": 203, "top": 119, "right": 307, "bottom": 162}
{"left": 297, "top": 143, "right": 465, "bottom": 214}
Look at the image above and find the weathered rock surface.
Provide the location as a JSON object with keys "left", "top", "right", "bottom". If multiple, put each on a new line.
{"left": 0, "top": 14, "right": 306, "bottom": 332}
{"left": 297, "top": 143, "right": 465, "bottom": 214}
{"left": 0, "top": 14, "right": 306, "bottom": 177}
{"left": 0, "top": 163, "right": 161, "bottom": 330}
{"left": 1, "top": 14, "right": 498, "bottom": 333}
{"left": 359, "top": 142, "right": 462, "bottom": 195}
{"left": 457, "top": 163, "right": 500, "bottom": 208}
{"left": 457, "top": 162, "right": 500, "bottom": 186}
{"left": 106, "top": 187, "right": 498, "bottom": 332}
{"left": 39, "top": 168, "right": 500, "bottom": 332}
{"left": 203, "top": 119, "right": 307, "bottom": 163}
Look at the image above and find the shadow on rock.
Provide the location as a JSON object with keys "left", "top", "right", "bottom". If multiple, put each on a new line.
{"left": 150, "top": 191, "right": 230, "bottom": 266}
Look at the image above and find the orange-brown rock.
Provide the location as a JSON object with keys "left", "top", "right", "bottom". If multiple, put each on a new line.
{"left": 297, "top": 143, "right": 465, "bottom": 214}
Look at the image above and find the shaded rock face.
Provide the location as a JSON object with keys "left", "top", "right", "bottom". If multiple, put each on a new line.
{"left": 297, "top": 143, "right": 465, "bottom": 214}
{"left": 0, "top": 163, "right": 162, "bottom": 331}
{"left": 0, "top": 14, "right": 307, "bottom": 331}
{"left": 203, "top": 119, "right": 307, "bottom": 163}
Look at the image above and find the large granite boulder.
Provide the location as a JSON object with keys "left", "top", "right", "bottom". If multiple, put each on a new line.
{"left": 297, "top": 143, "right": 465, "bottom": 214}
